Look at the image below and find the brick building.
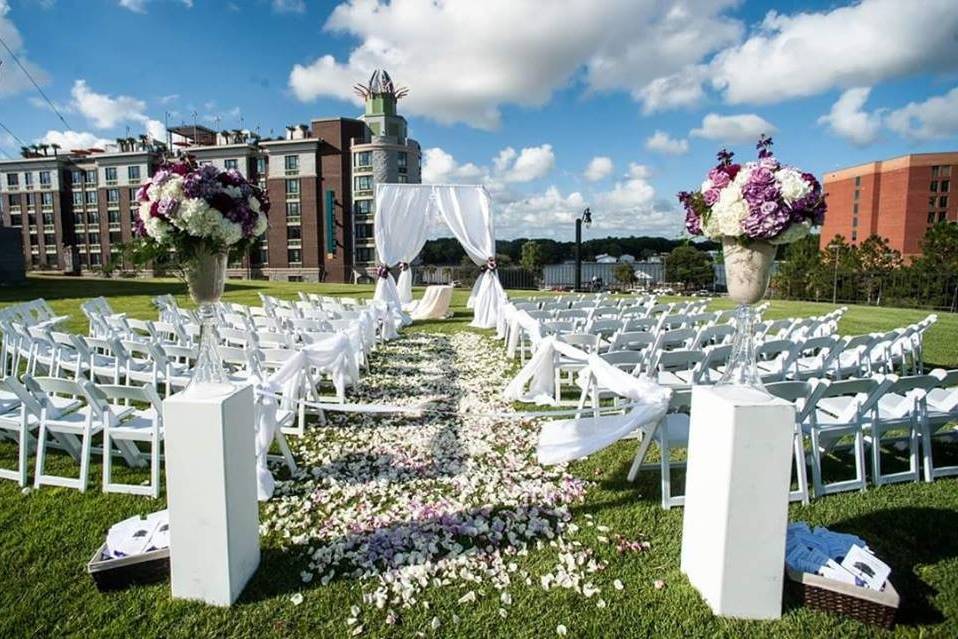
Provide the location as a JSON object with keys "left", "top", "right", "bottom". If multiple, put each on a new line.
{"left": 820, "top": 152, "right": 957, "bottom": 258}
{"left": 0, "top": 69, "right": 420, "bottom": 282}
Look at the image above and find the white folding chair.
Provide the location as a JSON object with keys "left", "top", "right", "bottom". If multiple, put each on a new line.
{"left": 626, "top": 389, "right": 691, "bottom": 510}
{"left": 922, "top": 369, "right": 958, "bottom": 481}
{"left": 94, "top": 383, "right": 165, "bottom": 498}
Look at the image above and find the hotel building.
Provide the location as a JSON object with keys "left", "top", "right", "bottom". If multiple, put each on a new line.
{"left": 821, "top": 152, "right": 957, "bottom": 258}
{"left": 0, "top": 69, "right": 420, "bottom": 282}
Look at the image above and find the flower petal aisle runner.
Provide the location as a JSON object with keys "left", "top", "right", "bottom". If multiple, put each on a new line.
{"left": 261, "top": 332, "right": 630, "bottom": 631}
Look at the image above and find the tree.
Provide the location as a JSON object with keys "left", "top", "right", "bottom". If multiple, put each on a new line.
{"left": 664, "top": 245, "right": 713, "bottom": 290}
{"left": 520, "top": 240, "right": 546, "bottom": 273}
{"left": 856, "top": 235, "right": 902, "bottom": 304}
{"left": 772, "top": 234, "right": 827, "bottom": 300}
{"left": 914, "top": 222, "right": 958, "bottom": 273}
{"left": 613, "top": 262, "right": 637, "bottom": 289}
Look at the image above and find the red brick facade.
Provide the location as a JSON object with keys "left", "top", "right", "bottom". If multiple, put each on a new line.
{"left": 821, "top": 152, "right": 957, "bottom": 259}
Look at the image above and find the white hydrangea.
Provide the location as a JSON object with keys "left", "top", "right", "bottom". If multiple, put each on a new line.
{"left": 708, "top": 184, "right": 748, "bottom": 237}
{"left": 248, "top": 196, "right": 261, "bottom": 213}
{"left": 700, "top": 179, "right": 713, "bottom": 194}
{"left": 177, "top": 198, "right": 218, "bottom": 238}
{"left": 732, "top": 166, "right": 752, "bottom": 188}
{"left": 770, "top": 220, "right": 812, "bottom": 245}
{"left": 212, "top": 218, "right": 243, "bottom": 245}
{"left": 253, "top": 212, "right": 268, "bottom": 237}
{"left": 146, "top": 183, "right": 160, "bottom": 202}
{"left": 144, "top": 217, "right": 171, "bottom": 242}
{"left": 776, "top": 168, "right": 811, "bottom": 205}
{"left": 138, "top": 201, "right": 152, "bottom": 225}
{"left": 159, "top": 175, "right": 185, "bottom": 200}
{"left": 224, "top": 185, "right": 242, "bottom": 199}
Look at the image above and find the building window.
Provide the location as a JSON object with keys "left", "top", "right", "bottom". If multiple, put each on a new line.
{"left": 88, "top": 211, "right": 100, "bottom": 224}
{"left": 72, "top": 169, "right": 84, "bottom": 184}
{"left": 224, "top": 159, "right": 238, "bottom": 170}
{"left": 108, "top": 210, "right": 120, "bottom": 224}
{"left": 930, "top": 196, "right": 937, "bottom": 207}
{"left": 852, "top": 217, "right": 858, "bottom": 228}
{"left": 90, "top": 252, "right": 101, "bottom": 266}
{"left": 85, "top": 191, "right": 97, "bottom": 205}
{"left": 284, "top": 155, "right": 299, "bottom": 173}
{"left": 397, "top": 174, "right": 408, "bottom": 183}
{"left": 25, "top": 193, "right": 35, "bottom": 207}
{"left": 85, "top": 170, "right": 96, "bottom": 184}
{"left": 109, "top": 231, "right": 122, "bottom": 244}
{"left": 355, "top": 247, "right": 375, "bottom": 263}
{"left": 355, "top": 175, "right": 372, "bottom": 191}
{"left": 854, "top": 175, "right": 861, "bottom": 187}
{"left": 9, "top": 213, "right": 21, "bottom": 227}
{"left": 6, "top": 173, "right": 18, "bottom": 187}
{"left": 286, "top": 201, "right": 300, "bottom": 220}
{"left": 939, "top": 211, "right": 947, "bottom": 222}
{"left": 928, "top": 212, "right": 936, "bottom": 224}
{"left": 941, "top": 180, "right": 950, "bottom": 192}
{"left": 941, "top": 196, "right": 949, "bottom": 208}
{"left": 72, "top": 192, "right": 83, "bottom": 206}
{"left": 287, "top": 248, "right": 302, "bottom": 264}
{"left": 128, "top": 165, "right": 141, "bottom": 181}
{"left": 41, "top": 192, "right": 53, "bottom": 207}
{"left": 931, "top": 181, "right": 939, "bottom": 192}
{"left": 852, "top": 203, "right": 859, "bottom": 215}
{"left": 851, "top": 230, "right": 857, "bottom": 241}
{"left": 24, "top": 172, "right": 32, "bottom": 187}
{"left": 43, "top": 233, "right": 56, "bottom": 245}
{"left": 105, "top": 167, "right": 117, "bottom": 183}
{"left": 354, "top": 151, "right": 371, "bottom": 168}
{"left": 39, "top": 171, "right": 51, "bottom": 187}
{"left": 397, "top": 151, "right": 407, "bottom": 170}
{"left": 287, "top": 225, "right": 302, "bottom": 240}
{"left": 853, "top": 189, "right": 860, "bottom": 201}
{"left": 355, "top": 222, "right": 374, "bottom": 239}
{"left": 354, "top": 199, "right": 372, "bottom": 215}
{"left": 9, "top": 193, "right": 20, "bottom": 207}
{"left": 42, "top": 212, "right": 53, "bottom": 226}
{"left": 88, "top": 232, "right": 100, "bottom": 245}
{"left": 285, "top": 179, "right": 300, "bottom": 197}
{"left": 107, "top": 188, "right": 119, "bottom": 203}
{"left": 256, "top": 157, "right": 266, "bottom": 174}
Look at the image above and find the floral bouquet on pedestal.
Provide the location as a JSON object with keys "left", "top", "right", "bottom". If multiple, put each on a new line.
{"left": 131, "top": 158, "right": 269, "bottom": 396}
{"left": 678, "top": 136, "right": 825, "bottom": 391}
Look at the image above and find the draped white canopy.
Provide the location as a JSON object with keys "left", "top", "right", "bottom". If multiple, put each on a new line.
{"left": 373, "top": 184, "right": 507, "bottom": 329}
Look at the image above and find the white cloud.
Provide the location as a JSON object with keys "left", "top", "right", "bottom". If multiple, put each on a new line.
{"left": 117, "top": 0, "right": 191, "bottom": 12}
{"left": 636, "top": 66, "right": 709, "bottom": 114}
{"left": 708, "top": 0, "right": 958, "bottom": 106}
{"left": 421, "top": 147, "right": 484, "bottom": 184}
{"left": 645, "top": 130, "right": 689, "bottom": 155}
{"left": 502, "top": 144, "right": 554, "bottom": 183}
{"left": 37, "top": 130, "right": 113, "bottom": 150}
{"left": 690, "top": 113, "right": 776, "bottom": 144}
{"left": 272, "top": 0, "right": 305, "bottom": 13}
{"left": 817, "top": 88, "right": 882, "bottom": 146}
{"left": 0, "top": 0, "right": 50, "bottom": 98}
{"left": 583, "top": 156, "right": 613, "bottom": 182}
{"left": 159, "top": 94, "right": 179, "bottom": 105}
{"left": 67, "top": 80, "right": 166, "bottom": 141}
{"left": 421, "top": 146, "right": 679, "bottom": 239}
{"left": 289, "top": 0, "right": 742, "bottom": 129}
{"left": 886, "top": 86, "right": 958, "bottom": 142}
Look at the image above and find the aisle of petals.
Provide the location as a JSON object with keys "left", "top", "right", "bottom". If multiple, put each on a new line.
{"left": 261, "top": 331, "right": 621, "bottom": 627}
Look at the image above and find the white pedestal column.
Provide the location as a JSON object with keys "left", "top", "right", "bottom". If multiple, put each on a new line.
{"left": 164, "top": 384, "right": 260, "bottom": 606}
{"left": 680, "top": 385, "right": 795, "bottom": 620}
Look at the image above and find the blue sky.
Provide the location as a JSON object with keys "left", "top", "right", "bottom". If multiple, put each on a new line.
{"left": 2, "top": 0, "right": 957, "bottom": 240}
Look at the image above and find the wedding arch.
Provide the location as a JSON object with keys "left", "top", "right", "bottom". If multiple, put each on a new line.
{"left": 372, "top": 183, "right": 507, "bottom": 329}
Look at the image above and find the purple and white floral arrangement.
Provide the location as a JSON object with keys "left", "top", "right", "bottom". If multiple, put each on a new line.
{"left": 133, "top": 158, "right": 269, "bottom": 253}
{"left": 678, "top": 136, "right": 825, "bottom": 244}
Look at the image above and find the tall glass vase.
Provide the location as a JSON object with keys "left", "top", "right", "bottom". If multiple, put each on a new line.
{"left": 183, "top": 247, "right": 232, "bottom": 397}
{"left": 717, "top": 238, "right": 776, "bottom": 393}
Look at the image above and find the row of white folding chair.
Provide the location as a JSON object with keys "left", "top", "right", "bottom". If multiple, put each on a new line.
{"left": 0, "top": 374, "right": 164, "bottom": 495}
{"left": 0, "top": 299, "right": 68, "bottom": 330}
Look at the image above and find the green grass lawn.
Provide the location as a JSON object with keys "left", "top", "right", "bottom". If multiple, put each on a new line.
{"left": 1, "top": 274, "right": 957, "bottom": 638}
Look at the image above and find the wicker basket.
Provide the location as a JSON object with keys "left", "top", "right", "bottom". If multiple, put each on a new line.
{"left": 87, "top": 543, "right": 170, "bottom": 592}
{"left": 785, "top": 567, "right": 899, "bottom": 629}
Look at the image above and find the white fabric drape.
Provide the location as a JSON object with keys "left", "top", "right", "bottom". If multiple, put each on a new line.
{"left": 253, "top": 333, "right": 358, "bottom": 500}
{"left": 373, "top": 185, "right": 433, "bottom": 327}
{"left": 501, "top": 315, "right": 672, "bottom": 465}
{"left": 373, "top": 183, "right": 507, "bottom": 330}
{"left": 433, "top": 186, "right": 507, "bottom": 328}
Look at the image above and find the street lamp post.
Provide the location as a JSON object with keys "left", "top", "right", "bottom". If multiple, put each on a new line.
{"left": 831, "top": 244, "right": 841, "bottom": 305}
{"left": 574, "top": 207, "right": 592, "bottom": 292}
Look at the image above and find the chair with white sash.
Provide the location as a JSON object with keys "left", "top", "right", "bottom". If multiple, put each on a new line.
{"left": 626, "top": 388, "right": 692, "bottom": 510}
